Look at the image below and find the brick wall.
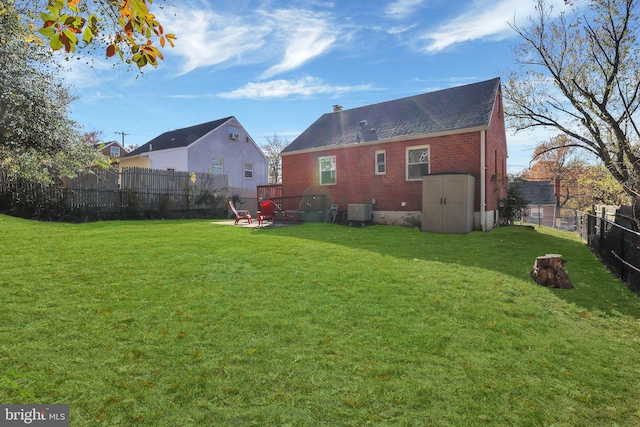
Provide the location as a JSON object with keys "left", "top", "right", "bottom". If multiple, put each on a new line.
{"left": 282, "top": 132, "right": 484, "bottom": 212}
{"left": 485, "top": 89, "right": 509, "bottom": 212}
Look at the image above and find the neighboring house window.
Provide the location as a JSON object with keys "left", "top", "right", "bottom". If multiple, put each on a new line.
{"left": 211, "top": 158, "right": 223, "bottom": 175}
{"left": 530, "top": 206, "right": 544, "bottom": 219}
{"left": 110, "top": 146, "right": 120, "bottom": 157}
{"left": 319, "top": 156, "right": 336, "bottom": 185}
{"left": 244, "top": 162, "right": 253, "bottom": 179}
{"left": 375, "top": 150, "right": 386, "bottom": 175}
{"left": 406, "top": 145, "right": 430, "bottom": 180}
{"left": 228, "top": 127, "right": 239, "bottom": 140}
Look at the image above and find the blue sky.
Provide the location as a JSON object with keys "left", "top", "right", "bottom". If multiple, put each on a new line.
{"left": 60, "top": 0, "right": 570, "bottom": 174}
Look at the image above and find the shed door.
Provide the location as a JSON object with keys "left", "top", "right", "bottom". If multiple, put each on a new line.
{"left": 421, "top": 175, "right": 444, "bottom": 232}
{"left": 442, "top": 175, "right": 468, "bottom": 233}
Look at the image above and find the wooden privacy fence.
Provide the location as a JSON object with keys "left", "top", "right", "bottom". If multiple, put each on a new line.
{"left": 0, "top": 167, "right": 229, "bottom": 221}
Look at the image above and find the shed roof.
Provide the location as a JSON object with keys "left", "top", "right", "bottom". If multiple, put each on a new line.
{"left": 282, "top": 78, "right": 501, "bottom": 154}
{"left": 127, "top": 117, "right": 233, "bottom": 156}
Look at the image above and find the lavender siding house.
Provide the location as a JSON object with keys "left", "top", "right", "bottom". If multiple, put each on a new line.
{"left": 121, "top": 117, "right": 268, "bottom": 204}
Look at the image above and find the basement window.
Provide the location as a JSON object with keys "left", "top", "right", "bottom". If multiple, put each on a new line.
{"left": 319, "top": 156, "right": 336, "bottom": 185}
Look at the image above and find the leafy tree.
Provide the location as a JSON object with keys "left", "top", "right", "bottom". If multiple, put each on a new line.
{"left": 261, "top": 133, "right": 289, "bottom": 184}
{"left": 14, "top": 0, "right": 175, "bottom": 68}
{"left": 523, "top": 134, "right": 585, "bottom": 207}
{"left": 575, "top": 164, "right": 631, "bottom": 207}
{"left": 500, "top": 176, "right": 529, "bottom": 225}
{"left": 504, "top": 0, "right": 640, "bottom": 204}
{"left": 523, "top": 135, "right": 629, "bottom": 209}
{"left": 525, "top": 135, "right": 585, "bottom": 181}
{"left": 82, "top": 130, "right": 104, "bottom": 146}
{"left": 0, "top": 0, "right": 107, "bottom": 183}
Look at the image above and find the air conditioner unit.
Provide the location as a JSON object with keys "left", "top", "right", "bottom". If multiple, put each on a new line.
{"left": 230, "top": 133, "right": 239, "bottom": 140}
{"left": 348, "top": 204, "right": 372, "bottom": 222}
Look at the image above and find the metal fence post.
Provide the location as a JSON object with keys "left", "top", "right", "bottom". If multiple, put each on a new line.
{"left": 620, "top": 229, "right": 626, "bottom": 282}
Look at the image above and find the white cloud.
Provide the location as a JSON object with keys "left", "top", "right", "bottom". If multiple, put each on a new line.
{"left": 156, "top": 5, "right": 342, "bottom": 78}
{"left": 160, "top": 7, "right": 271, "bottom": 75}
{"left": 217, "top": 76, "right": 373, "bottom": 99}
{"left": 260, "top": 9, "right": 339, "bottom": 79}
{"left": 387, "top": 24, "right": 417, "bottom": 38}
{"left": 415, "top": 0, "right": 568, "bottom": 53}
{"left": 385, "top": 0, "right": 428, "bottom": 20}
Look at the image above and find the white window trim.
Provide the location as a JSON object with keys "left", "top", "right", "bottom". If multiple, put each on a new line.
{"left": 530, "top": 206, "right": 544, "bottom": 218}
{"left": 406, "top": 144, "right": 430, "bottom": 181}
{"left": 244, "top": 162, "right": 254, "bottom": 180}
{"left": 375, "top": 149, "right": 386, "bottom": 175}
{"left": 228, "top": 126, "right": 239, "bottom": 140}
{"left": 211, "top": 158, "right": 224, "bottom": 175}
{"left": 319, "top": 155, "right": 337, "bottom": 186}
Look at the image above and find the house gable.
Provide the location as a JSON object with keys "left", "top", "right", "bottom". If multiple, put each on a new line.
{"left": 187, "top": 117, "right": 268, "bottom": 189}
{"left": 95, "top": 141, "right": 128, "bottom": 158}
{"left": 122, "top": 117, "right": 269, "bottom": 201}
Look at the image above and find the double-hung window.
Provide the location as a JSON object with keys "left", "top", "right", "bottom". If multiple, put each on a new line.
{"left": 211, "top": 158, "right": 223, "bottom": 175}
{"left": 319, "top": 156, "right": 336, "bottom": 185}
{"left": 375, "top": 150, "right": 386, "bottom": 175}
{"left": 406, "top": 145, "right": 430, "bottom": 180}
{"left": 244, "top": 162, "right": 254, "bottom": 179}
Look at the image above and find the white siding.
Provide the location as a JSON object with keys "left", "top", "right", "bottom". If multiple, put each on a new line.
{"left": 148, "top": 148, "right": 188, "bottom": 171}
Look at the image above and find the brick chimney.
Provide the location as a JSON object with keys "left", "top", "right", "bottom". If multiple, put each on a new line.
{"left": 333, "top": 104, "right": 343, "bottom": 112}
{"left": 554, "top": 177, "right": 561, "bottom": 206}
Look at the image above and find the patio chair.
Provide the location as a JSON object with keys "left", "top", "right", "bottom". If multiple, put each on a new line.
{"left": 282, "top": 199, "right": 304, "bottom": 223}
{"left": 229, "top": 200, "right": 252, "bottom": 225}
{"left": 326, "top": 204, "right": 338, "bottom": 223}
{"left": 258, "top": 200, "right": 276, "bottom": 226}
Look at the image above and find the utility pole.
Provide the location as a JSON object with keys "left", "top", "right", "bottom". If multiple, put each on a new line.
{"left": 114, "top": 131, "right": 129, "bottom": 147}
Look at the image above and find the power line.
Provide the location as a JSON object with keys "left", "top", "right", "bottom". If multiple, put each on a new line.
{"left": 114, "top": 131, "right": 130, "bottom": 146}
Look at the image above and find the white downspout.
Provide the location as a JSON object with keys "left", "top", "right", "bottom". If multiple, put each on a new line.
{"left": 481, "top": 130, "right": 486, "bottom": 232}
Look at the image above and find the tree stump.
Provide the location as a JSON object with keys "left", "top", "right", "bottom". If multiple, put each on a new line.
{"left": 529, "top": 254, "right": 574, "bottom": 289}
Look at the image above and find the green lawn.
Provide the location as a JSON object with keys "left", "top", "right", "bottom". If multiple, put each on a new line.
{"left": 1, "top": 215, "right": 640, "bottom": 426}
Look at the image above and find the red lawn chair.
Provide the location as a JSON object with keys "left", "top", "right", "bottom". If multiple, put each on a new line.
{"left": 258, "top": 200, "right": 276, "bottom": 227}
{"left": 229, "top": 200, "right": 252, "bottom": 225}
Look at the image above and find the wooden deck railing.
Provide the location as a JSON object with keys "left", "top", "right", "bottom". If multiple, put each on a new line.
{"left": 261, "top": 194, "right": 329, "bottom": 222}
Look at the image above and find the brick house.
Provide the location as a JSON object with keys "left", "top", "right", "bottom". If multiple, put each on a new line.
{"left": 509, "top": 180, "right": 558, "bottom": 227}
{"left": 280, "top": 78, "right": 508, "bottom": 231}
{"left": 96, "top": 141, "right": 128, "bottom": 159}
